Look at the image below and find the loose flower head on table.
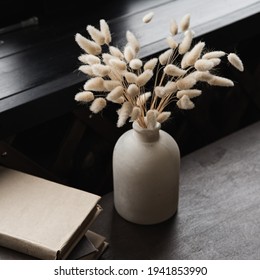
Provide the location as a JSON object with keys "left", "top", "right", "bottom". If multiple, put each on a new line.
{"left": 74, "top": 13, "right": 244, "bottom": 129}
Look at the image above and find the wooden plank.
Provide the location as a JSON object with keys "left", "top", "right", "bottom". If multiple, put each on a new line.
{"left": 1, "top": 0, "right": 259, "bottom": 100}
{"left": 0, "top": 0, "right": 168, "bottom": 58}
{"left": 104, "top": 0, "right": 260, "bottom": 57}
{"left": 0, "top": 0, "right": 259, "bottom": 140}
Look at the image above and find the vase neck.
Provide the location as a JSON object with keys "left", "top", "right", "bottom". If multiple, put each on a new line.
{"left": 132, "top": 121, "right": 161, "bottom": 143}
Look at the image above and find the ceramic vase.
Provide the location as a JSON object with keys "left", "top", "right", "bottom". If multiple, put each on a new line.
{"left": 112, "top": 121, "right": 180, "bottom": 225}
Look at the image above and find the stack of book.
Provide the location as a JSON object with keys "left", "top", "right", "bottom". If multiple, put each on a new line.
{"left": 0, "top": 166, "right": 108, "bottom": 260}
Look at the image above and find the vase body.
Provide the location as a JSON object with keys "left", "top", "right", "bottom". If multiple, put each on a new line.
{"left": 112, "top": 121, "right": 180, "bottom": 225}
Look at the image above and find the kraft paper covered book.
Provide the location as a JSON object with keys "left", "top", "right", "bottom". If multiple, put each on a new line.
{"left": 67, "top": 230, "right": 108, "bottom": 260}
{"left": 0, "top": 166, "right": 102, "bottom": 260}
{"left": 0, "top": 230, "right": 108, "bottom": 260}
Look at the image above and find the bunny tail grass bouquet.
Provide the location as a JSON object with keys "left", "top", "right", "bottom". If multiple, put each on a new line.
{"left": 74, "top": 13, "right": 244, "bottom": 225}
{"left": 74, "top": 13, "right": 244, "bottom": 130}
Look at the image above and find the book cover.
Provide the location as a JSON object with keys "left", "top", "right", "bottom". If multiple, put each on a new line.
{"left": 0, "top": 230, "right": 108, "bottom": 260}
{"left": 0, "top": 166, "right": 102, "bottom": 260}
{"left": 67, "top": 230, "right": 108, "bottom": 260}
{"left": 83, "top": 231, "right": 108, "bottom": 260}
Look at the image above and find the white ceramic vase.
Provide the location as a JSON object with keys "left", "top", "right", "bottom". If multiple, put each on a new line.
{"left": 112, "top": 121, "right": 180, "bottom": 225}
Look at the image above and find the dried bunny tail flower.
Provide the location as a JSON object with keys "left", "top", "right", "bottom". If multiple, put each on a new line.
{"left": 130, "top": 106, "right": 141, "bottom": 121}
{"left": 75, "top": 91, "right": 94, "bottom": 103}
{"left": 144, "top": 58, "right": 158, "bottom": 71}
{"left": 184, "top": 41, "right": 205, "bottom": 67}
{"left": 78, "top": 54, "right": 100, "bottom": 65}
{"left": 84, "top": 77, "right": 105, "bottom": 91}
{"left": 170, "top": 19, "right": 178, "bottom": 36}
{"left": 146, "top": 110, "right": 157, "bottom": 129}
{"left": 102, "top": 53, "right": 114, "bottom": 65}
{"left": 150, "top": 109, "right": 159, "bottom": 118}
{"left": 159, "top": 49, "right": 173, "bottom": 65}
{"left": 129, "top": 58, "right": 143, "bottom": 70}
{"left": 91, "top": 64, "right": 111, "bottom": 77}
{"left": 86, "top": 25, "right": 105, "bottom": 45}
{"left": 106, "top": 86, "right": 124, "bottom": 101}
{"left": 113, "top": 96, "right": 125, "bottom": 104}
{"left": 154, "top": 86, "right": 166, "bottom": 98}
{"left": 164, "top": 81, "right": 178, "bottom": 94}
{"left": 176, "top": 95, "right": 195, "bottom": 110}
{"left": 108, "top": 71, "right": 123, "bottom": 82}
{"left": 90, "top": 97, "right": 107, "bottom": 113}
{"left": 117, "top": 102, "right": 133, "bottom": 127}
{"left": 176, "top": 75, "right": 197, "bottom": 90}
{"left": 181, "top": 52, "right": 190, "bottom": 69}
{"left": 166, "top": 36, "right": 179, "bottom": 50}
{"left": 136, "top": 91, "right": 151, "bottom": 106}
{"left": 126, "top": 31, "right": 140, "bottom": 53}
{"left": 207, "top": 75, "right": 234, "bottom": 87}
{"left": 202, "top": 51, "right": 226, "bottom": 59}
{"left": 136, "top": 70, "right": 153, "bottom": 87}
{"left": 157, "top": 111, "right": 171, "bottom": 123}
{"left": 143, "top": 11, "right": 154, "bottom": 23}
{"left": 78, "top": 54, "right": 88, "bottom": 64}
{"left": 100, "top": 19, "right": 112, "bottom": 44}
{"left": 75, "top": 33, "right": 101, "bottom": 55}
{"left": 180, "top": 14, "right": 191, "bottom": 32}
{"left": 124, "top": 71, "right": 138, "bottom": 83}
{"left": 109, "top": 46, "right": 124, "bottom": 59}
{"left": 124, "top": 45, "right": 136, "bottom": 62}
{"left": 104, "top": 80, "right": 122, "bottom": 91}
{"left": 166, "top": 36, "right": 178, "bottom": 50}
{"left": 164, "top": 64, "right": 187, "bottom": 77}
{"left": 109, "top": 58, "right": 127, "bottom": 71}
{"left": 185, "top": 29, "right": 195, "bottom": 37}
{"left": 176, "top": 89, "right": 202, "bottom": 99}
{"left": 178, "top": 29, "right": 193, "bottom": 55}
{"left": 78, "top": 65, "right": 94, "bottom": 76}
{"left": 127, "top": 84, "right": 140, "bottom": 98}
{"left": 193, "top": 71, "right": 213, "bottom": 82}
{"left": 210, "top": 58, "right": 221, "bottom": 67}
{"left": 194, "top": 59, "right": 215, "bottom": 71}
{"left": 227, "top": 53, "right": 244, "bottom": 72}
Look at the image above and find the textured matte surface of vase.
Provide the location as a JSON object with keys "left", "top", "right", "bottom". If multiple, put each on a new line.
{"left": 113, "top": 121, "right": 180, "bottom": 225}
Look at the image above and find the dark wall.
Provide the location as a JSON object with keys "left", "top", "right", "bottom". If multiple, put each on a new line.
{"left": 1, "top": 1, "right": 104, "bottom": 27}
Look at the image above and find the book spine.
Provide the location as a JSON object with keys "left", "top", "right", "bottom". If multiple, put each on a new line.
{"left": 0, "top": 233, "right": 57, "bottom": 260}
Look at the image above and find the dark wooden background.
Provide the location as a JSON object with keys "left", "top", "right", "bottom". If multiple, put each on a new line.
{"left": 0, "top": 0, "right": 260, "bottom": 196}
